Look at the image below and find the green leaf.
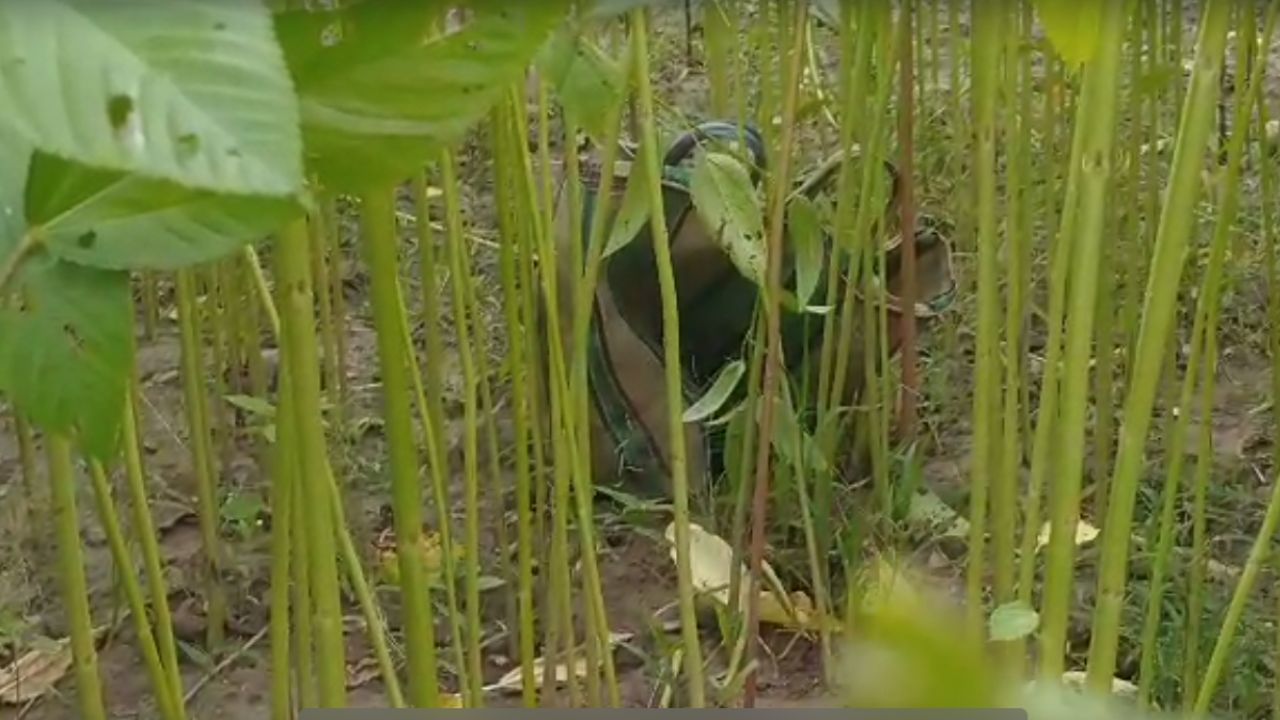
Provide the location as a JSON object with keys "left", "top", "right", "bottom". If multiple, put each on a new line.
{"left": 0, "top": 257, "right": 132, "bottom": 461}
{"left": 280, "top": 0, "right": 570, "bottom": 191}
{"left": 25, "top": 152, "right": 300, "bottom": 271}
{"left": 538, "top": 30, "right": 625, "bottom": 144}
{"left": 0, "top": 131, "right": 30, "bottom": 253}
{"left": 682, "top": 359, "right": 745, "bottom": 423}
{"left": 603, "top": 159, "right": 651, "bottom": 258}
{"left": 225, "top": 394, "right": 277, "bottom": 419}
{"left": 1033, "top": 0, "right": 1105, "bottom": 66}
{"left": 0, "top": 0, "right": 303, "bottom": 197}
{"left": 787, "top": 195, "right": 823, "bottom": 306}
{"left": 988, "top": 601, "right": 1040, "bottom": 642}
{"left": 689, "top": 151, "right": 765, "bottom": 286}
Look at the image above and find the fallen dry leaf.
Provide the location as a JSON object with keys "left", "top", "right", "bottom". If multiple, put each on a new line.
{"left": 1036, "top": 520, "right": 1100, "bottom": 553}
{"left": 1060, "top": 671, "right": 1138, "bottom": 699}
{"left": 663, "top": 522, "right": 824, "bottom": 630}
{"left": 482, "top": 631, "right": 633, "bottom": 695}
{"left": 0, "top": 638, "right": 72, "bottom": 705}
{"left": 345, "top": 656, "right": 380, "bottom": 690}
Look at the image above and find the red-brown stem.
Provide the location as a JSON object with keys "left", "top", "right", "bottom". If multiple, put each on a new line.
{"left": 896, "top": 1, "right": 919, "bottom": 437}
{"left": 743, "top": 0, "right": 809, "bottom": 707}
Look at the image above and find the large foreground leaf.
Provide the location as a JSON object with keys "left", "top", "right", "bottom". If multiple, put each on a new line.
{"left": 0, "top": 0, "right": 303, "bottom": 197}
{"left": 0, "top": 257, "right": 132, "bottom": 461}
{"left": 25, "top": 152, "right": 300, "bottom": 270}
{"left": 278, "top": 0, "right": 570, "bottom": 191}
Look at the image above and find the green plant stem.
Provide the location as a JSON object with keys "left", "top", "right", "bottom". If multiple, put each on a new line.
{"left": 409, "top": 172, "right": 471, "bottom": 700}
{"left": 87, "top": 459, "right": 184, "bottom": 720}
{"left": 1038, "top": 0, "right": 1129, "bottom": 679}
{"left": 993, "top": 0, "right": 1027, "bottom": 677}
{"left": 491, "top": 129, "right": 540, "bottom": 706}
{"left": 291, "top": 459, "right": 317, "bottom": 709}
{"left": 631, "top": 7, "right": 706, "bottom": 707}
{"left": 966, "top": 0, "right": 1002, "bottom": 640}
{"left": 439, "top": 150, "right": 486, "bottom": 706}
{"left": 268, "top": 370, "right": 295, "bottom": 720}
{"left": 120, "top": 380, "right": 185, "bottom": 710}
{"left": 275, "top": 217, "right": 347, "bottom": 707}
{"left": 359, "top": 187, "right": 440, "bottom": 707}
{"left": 48, "top": 432, "right": 108, "bottom": 720}
{"left": 1084, "top": 0, "right": 1232, "bottom": 691}
{"left": 175, "top": 267, "right": 227, "bottom": 652}
{"left": 744, "top": 0, "right": 808, "bottom": 705}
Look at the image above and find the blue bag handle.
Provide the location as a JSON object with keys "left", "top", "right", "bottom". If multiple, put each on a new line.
{"left": 661, "top": 120, "right": 767, "bottom": 184}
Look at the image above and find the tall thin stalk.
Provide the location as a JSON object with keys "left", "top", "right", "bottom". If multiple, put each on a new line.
{"left": 267, "top": 370, "right": 295, "bottom": 720}
{"left": 86, "top": 459, "right": 184, "bottom": 720}
{"left": 358, "top": 187, "right": 441, "bottom": 707}
{"left": 744, "top": 0, "right": 808, "bottom": 706}
{"left": 48, "top": 432, "right": 107, "bottom": 720}
{"left": 174, "top": 267, "right": 227, "bottom": 651}
{"left": 965, "top": 0, "right": 1002, "bottom": 639}
{"left": 631, "top": 6, "right": 706, "bottom": 706}
{"left": 120, "top": 380, "right": 185, "bottom": 710}
{"left": 439, "top": 150, "right": 486, "bottom": 706}
{"left": 1183, "top": 5, "right": 1275, "bottom": 701}
{"left": 275, "top": 217, "right": 347, "bottom": 707}
{"left": 1038, "top": 0, "right": 1130, "bottom": 678}
{"left": 1084, "top": 0, "right": 1232, "bottom": 690}
{"left": 993, "top": 0, "right": 1027, "bottom": 676}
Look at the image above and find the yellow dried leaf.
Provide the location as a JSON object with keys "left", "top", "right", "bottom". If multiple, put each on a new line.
{"left": 482, "top": 632, "right": 632, "bottom": 695}
{"left": 1035, "top": 520, "right": 1100, "bottom": 553}
{"left": 0, "top": 639, "right": 72, "bottom": 705}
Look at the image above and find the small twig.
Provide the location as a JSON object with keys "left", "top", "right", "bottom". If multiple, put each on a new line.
{"left": 182, "top": 625, "right": 269, "bottom": 706}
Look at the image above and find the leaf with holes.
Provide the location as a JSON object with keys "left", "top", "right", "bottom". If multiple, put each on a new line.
{"left": 682, "top": 359, "right": 744, "bottom": 423}
{"left": 537, "top": 30, "right": 625, "bottom": 144}
{"left": 0, "top": 257, "right": 132, "bottom": 461}
{"left": 689, "top": 151, "right": 765, "bottom": 286}
{"left": 788, "top": 194, "right": 824, "bottom": 307}
{"left": 1033, "top": 0, "right": 1105, "bottom": 67}
{"left": 0, "top": 0, "right": 302, "bottom": 197}
{"left": 24, "top": 151, "right": 300, "bottom": 271}
{"left": 279, "top": 0, "right": 571, "bottom": 191}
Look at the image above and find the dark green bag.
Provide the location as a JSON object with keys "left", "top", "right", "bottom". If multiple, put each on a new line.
{"left": 551, "top": 121, "right": 955, "bottom": 499}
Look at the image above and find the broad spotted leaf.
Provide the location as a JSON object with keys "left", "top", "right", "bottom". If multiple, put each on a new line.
{"left": 278, "top": 0, "right": 571, "bottom": 191}
{"left": 537, "top": 30, "right": 625, "bottom": 144}
{"left": 25, "top": 152, "right": 300, "bottom": 270}
{"left": 0, "top": 256, "right": 132, "bottom": 461}
{"left": 1033, "top": 0, "right": 1105, "bottom": 66}
{"left": 0, "top": 0, "right": 303, "bottom": 197}
{"left": 689, "top": 151, "right": 765, "bottom": 285}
